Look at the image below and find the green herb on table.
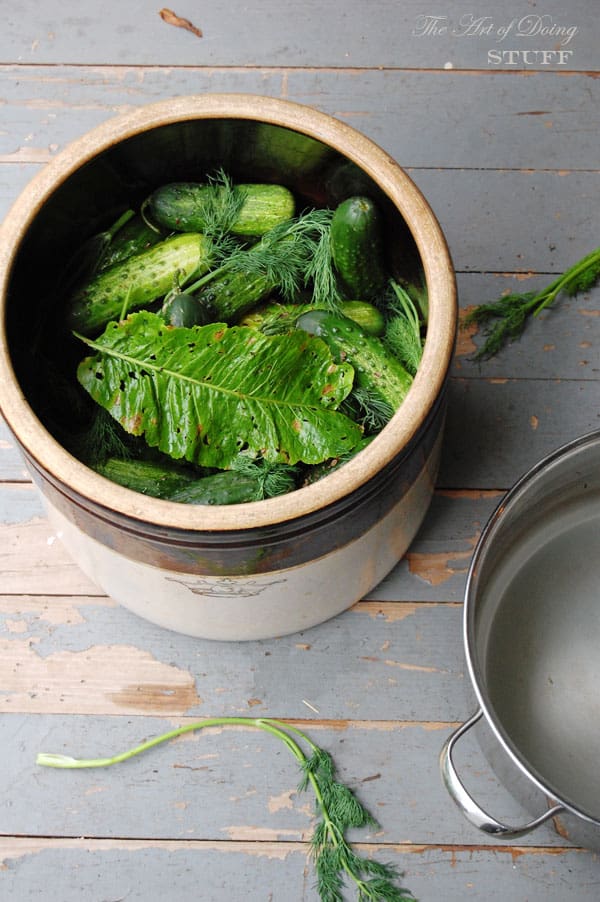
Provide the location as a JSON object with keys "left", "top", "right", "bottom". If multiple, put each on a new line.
{"left": 36, "top": 717, "right": 416, "bottom": 902}
{"left": 463, "top": 246, "right": 600, "bottom": 360}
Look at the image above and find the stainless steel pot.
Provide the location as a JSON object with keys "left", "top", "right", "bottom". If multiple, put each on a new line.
{"left": 441, "top": 430, "right": 600, "bottom": 844}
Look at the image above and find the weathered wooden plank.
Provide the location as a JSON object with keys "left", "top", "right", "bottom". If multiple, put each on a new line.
{"left": 0, "top": 501, "right": 102, "bottom": 596}
{"left": 0, "top": 714, "right": 576, "bottom": 848}
{"left": 439, "top": 377, "right": 600, "bottom": 490}
{"left": 407, "top": 168, "right": 600, "bottom": 275}
{"left": 455, "top": 276, "right": 600, "bottom": 381}
{"left": 0, "top": 418, "right": 30, "bottom": 481}
{"left": 1, "top": 839, "right": 599, "bottom": 901}
{"left": 2, "top": 0, "right": 596, "bottom": 70}
{"left": 0, "top": 597, "right": 469, "bottom": 721}
{"left": 0, "top": 67, "right": 598, "bottom": 170}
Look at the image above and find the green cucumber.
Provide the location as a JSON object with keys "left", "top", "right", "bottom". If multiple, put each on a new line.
{"left": 193, "top": 268, "right": 276, "bottom": 324}
{"left": 160, "top": 292, "right": 212, "bottom": 328}
{"left": 146, "top": 182, "right": 296, "bottom": 238}
{"left": 330, "top": 196, "right": 387, "bottom": 300}
{"left": 296, "top": 309, "right": 413, "bottom": 409}
{"left": 338, "top": 300, "right": 385, "bottom": 336}
{"left": 169, "top": 471, "right": 261, "bottom": 505}
{"left": 239, "top": 300, "right": 385, "bottom": 336}
{"left": 169, "top": 465, "right": 297, "bottom": 505}
{"left": 67, "top": 233, "right": 212, "bottom": 336}
{"left": 94, "top": 456, "right": 199, "bottom": 499}
{"left": 99, "top": 214, "right": 163, "bottom": 271}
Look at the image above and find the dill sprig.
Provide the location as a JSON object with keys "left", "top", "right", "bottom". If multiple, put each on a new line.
{"left": 384, "top": 280, "right": 424, "bottom": 376}
{"left": 230, "top": 454, "right": 300, "bottom": 499}
{"left": 342, "top": 387, "right": 395, "bottom": 432}
{"left": 464, "top": 246, "right": 600, "bottom": 360}
{"left": 36, "top": 717, "right": 415, "bottom": 902}
{"left": 180, "top": 207, "right": 342, "bottom": 309}
{"left": 141, "top": 168, "right": 246, "bottom": 260}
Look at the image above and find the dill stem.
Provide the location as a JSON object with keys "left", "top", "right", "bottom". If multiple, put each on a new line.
{"left": 107, "top": 208, "right": 136, "bottom": 240}
{"left": 531, "top": 247, "right": 600, "bottom": 317}
{"left": 36, "top": 716, "right": 310, "bottom": 769}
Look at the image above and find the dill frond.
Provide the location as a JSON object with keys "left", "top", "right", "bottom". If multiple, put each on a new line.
{"left": 229, "top": 455, "right": 299, "bottom": 499}
{"left": 384, "top": 280, "right": 424, "bottom": 375}
{"left": 36, "top": 716, "right": 416, "bottom": 902}
{"left": 343, "top": 386, "right": 395, "bottom": 432}
{"left": 464, "top": 247, "right": 600, "bottom": 359}
{"left": 183, "top": 207, "right": 341, "bottom": 308}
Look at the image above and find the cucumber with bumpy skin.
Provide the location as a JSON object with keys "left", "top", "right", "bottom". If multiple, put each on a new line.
{"left": 330, "top": 196, "right": 387, "bottom": 300}
{"left": 296, "top": 309, "right": 413, "bottom": 410}
{"left": 239, "top": 300, "right": 385, "bottom": 336}
{"left": 169, "top": 464, "right": 298, "bottom": 505}
{"left": 99, "top": 214, "right": 163, "bottom": 271}
{"left": 94, "top": 456, "right": 199, "bottom": 499}
{"left": 66, "top": 233, "right": 212, "bottom": 337}
{"left": 147, "top": 182, "right": 296, "bottom": 238}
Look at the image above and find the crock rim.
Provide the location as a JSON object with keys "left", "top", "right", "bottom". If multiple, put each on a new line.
{"left": 0, "top": 92, "right": 457, "bottom": 532}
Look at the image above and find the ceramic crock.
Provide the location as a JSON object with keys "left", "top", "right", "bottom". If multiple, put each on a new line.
{"left": 441, "top": 430, "right": 600, "bottom": 847}
{"left": 0, "top": 94, "right": 456, "bottom": 640}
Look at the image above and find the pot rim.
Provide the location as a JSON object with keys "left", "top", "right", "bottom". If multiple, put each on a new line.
{"left": 463, "top": 428, "right": 600, "bottom": 825}
{"left": 0, "top": 92, "right": 456, "bottom": 532}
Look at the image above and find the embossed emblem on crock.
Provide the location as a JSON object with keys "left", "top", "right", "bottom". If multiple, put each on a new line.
{"left": 165, "top": 575, "right": 287, "bottom": 597}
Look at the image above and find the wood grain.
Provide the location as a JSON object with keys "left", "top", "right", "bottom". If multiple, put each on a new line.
{"left": 3, "top": 0, "right": 595, "bottom": 70}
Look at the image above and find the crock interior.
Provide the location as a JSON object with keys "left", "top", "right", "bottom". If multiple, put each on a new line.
{"left": 0, "top": 97, "right": 455, "bottom": 532}
{"left": 7, "top": 116, "right": 421, "bottom": 428}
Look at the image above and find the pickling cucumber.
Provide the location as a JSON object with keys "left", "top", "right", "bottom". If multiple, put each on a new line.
{"left": 146, "top": 181, "right": 296, "bottom": 238}
{"left": 169, "top": 465, "right": 298, "bottom": 505}
{"left": 94, "top": 456, "right": 199, "bottom": 499}
{"left": 239, "top": 299, "right": 386, "bottom": 336}
{"left": 192, "top": 266, "right": 277, "bottom": 324}
{"left": 330, "top": 196, "right": 388, "bottom": 300}
{"left": 296, "top": 309, "right": 413, "bottom": 409}
{"left": 66, "top": 233, "right": 212, "bottom": 336}
{"left": 99, "top": 214, "right": 163, "bottom": 271}
{"left": 160, "top": 291, "right": 213, "bottom": 328}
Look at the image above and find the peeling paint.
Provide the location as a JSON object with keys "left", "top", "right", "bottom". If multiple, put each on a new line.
{"left": 0, "top": 596, "right": 114, "bottom": 625}
{"left": 455, "top": 315, "right": 478, "bottom": 357}
{"left": 267, "top": 789, "right": 296, "bottom": 813}
{"left": 406, "top": 547, "right": 474, "bottom": 586}
{"left": 358, "top": 601, "right": 422, "bottom": 622}
{"left": 0, "top": 638, "right": 201, "bottom": 714}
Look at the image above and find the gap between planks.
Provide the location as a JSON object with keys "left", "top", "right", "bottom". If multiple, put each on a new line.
{"left": 0, "top": 62, "right": 598, "bottom": 76}
{"left": 0, "top": 835, "right": 587, "bottom": 859}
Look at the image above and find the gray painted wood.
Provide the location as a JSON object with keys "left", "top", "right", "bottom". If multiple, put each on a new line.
{"left": 440, "top": 377, "right": 600, "bottom": 489}
{"left": 0, "top": 67, "right": 598, "bottom": 170}
{"left": 0, "top": 714, "right": 577, "bottom": 847}
{"left": 3, "top": 839, "right": 600, "bottom": 902}
{"left": 3, "top": 0, "right": 596, "bottom": 71}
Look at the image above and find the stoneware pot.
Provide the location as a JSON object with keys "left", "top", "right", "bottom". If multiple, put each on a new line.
{"left": 441, "top": 430, "right": 600, "bottom": 848}
{"left": 0, "top": 93, "right": 456, "bottom": 640}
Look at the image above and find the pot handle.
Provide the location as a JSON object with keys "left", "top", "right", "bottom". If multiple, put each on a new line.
{"left": 440, "top": 709, "right": 564, "bottom": 838}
